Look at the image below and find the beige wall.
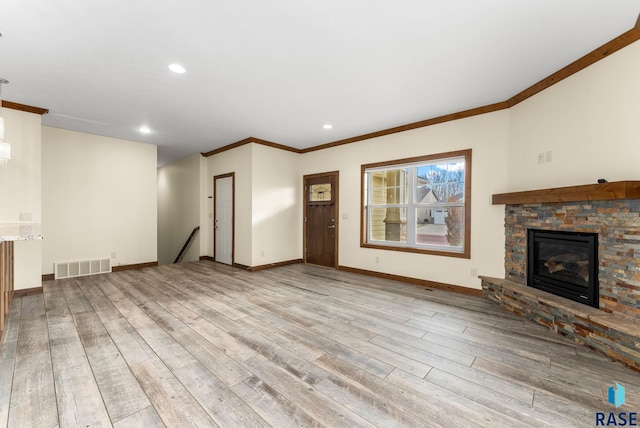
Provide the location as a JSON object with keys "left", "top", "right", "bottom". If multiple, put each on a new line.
{"left": 0, "top": 108, "right": 42, "bottom": 290}
{"left": 42, "top": 127, "right": 157, "bottom": 274}
{"left": 301, "top": 111, "right": 510, "bottom": 289}
{"left": 251, "top": 144, "right": 301, "bottom": 266}
{"left": 205, "top": 143, "right": 253, "bottom": 266}
{"left": 158, "top": 154, "right": 201, "bottom": 264}
{"left": 203, "top": 143, "right": 302, "bottom": 267}
{"left": 508, "top": 40, "right": 640, "bottom": 191}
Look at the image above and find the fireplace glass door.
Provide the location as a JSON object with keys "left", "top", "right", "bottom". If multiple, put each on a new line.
{"left": 527, "top": 229, "right": 598, "bottom": 308}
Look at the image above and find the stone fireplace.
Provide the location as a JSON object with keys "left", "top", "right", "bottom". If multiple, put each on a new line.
{"left": 481, "top": 181, "right": 640, "bottom": 371}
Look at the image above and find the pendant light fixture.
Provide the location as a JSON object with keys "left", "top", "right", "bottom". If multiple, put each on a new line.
{"left": 0, "top": 78, "right": 10, "bottom": 166}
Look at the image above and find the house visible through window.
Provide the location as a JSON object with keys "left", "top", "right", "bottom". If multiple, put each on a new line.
{"left": 361, "top": 149, "right": 471, "bottom": 258}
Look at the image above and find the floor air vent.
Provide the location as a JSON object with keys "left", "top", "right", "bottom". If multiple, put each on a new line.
{"left": 54, "top": 258, "right": 111, "bottom": 279}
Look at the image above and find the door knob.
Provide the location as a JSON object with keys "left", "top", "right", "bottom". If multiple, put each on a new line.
{"left": 327, "top": 225, "right": 336, "bottom": 229}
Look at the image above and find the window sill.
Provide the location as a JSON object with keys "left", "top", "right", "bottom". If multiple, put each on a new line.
{"left": 361, "top": 242, "right": 470, "bottom": 259}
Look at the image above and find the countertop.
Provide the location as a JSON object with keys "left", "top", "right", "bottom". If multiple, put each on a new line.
{"left": 0, "top": 223, "right": 43, "bottom": 241}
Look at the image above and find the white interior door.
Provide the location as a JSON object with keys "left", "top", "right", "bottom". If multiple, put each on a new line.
{"left": 215, "top": 175, "right": 233, "bottom": 265}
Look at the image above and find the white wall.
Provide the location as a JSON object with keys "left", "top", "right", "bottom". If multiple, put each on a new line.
{"left": 199, "top": 155, "right": 209, "bottom": 258}
{"left": 205, "top": 143, "right": 253, "bottom": 266}
{"left": 508, "top": 40, "right": 640, "bottom": 191}
{"left": 0, "top": 107, "right": 42, "bottom": 290}
{"left": 251, "top": 144, "right": 301, "bottom": 266}
{"left": 42, "top": 127, "right": 157, "bottom": 274}
{"left": 158, "top": 154, "right": 201, "bottom": 264}
{"left": 301, "top": 111, "right": 510, "bottom": 289}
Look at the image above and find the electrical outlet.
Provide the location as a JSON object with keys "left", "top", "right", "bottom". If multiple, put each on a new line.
{"left": 375, "top": 256, "right": 380, "bottom": 264}
{"left": 19, "top": 212, "right": 32, "bottom": 221}
{"left": 537, "top": 153, "right": 545, "bottom": 164}
{"left": 470, "top": 267, "right": 478, "bottom": 277}
{"left": 111, "top": 252, "right": 117, "bottom": 260}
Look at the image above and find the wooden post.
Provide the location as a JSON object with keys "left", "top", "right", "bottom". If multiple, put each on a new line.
{"left": 0, "top": 241, "right": 14, "bottom": 337}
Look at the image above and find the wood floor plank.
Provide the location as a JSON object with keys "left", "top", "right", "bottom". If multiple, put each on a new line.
{"left": 0, "top": 298, "right": 21, "bottom": 427}
{"left": 551, "top": 351, "right": 640, "bottom": 388}
{"left": 137, "top": 299, "right": 253, "bottom": 386}
{"left": 425, "top": 368, "right": 576, "bottom": 427}
{"left": 8, "top": 315, "right": 58, "bottom": 428}
{"left": 228, "top": 324, "right": 329, "bottom": 386}
{"left": 173, "top": 361, "right": 269, "bottom": 427}
{"left": 60, "top": 278, "right": 94, "bottom": 314}
{"left": 532, "top": 390, "right": 599, "bottom": 425}
{"left": 463, "top": 324, "right": 579, "bottom": 356}
{"left": 334, "top": 312, "right": 427, "bottom": 339}
{"left": 242, "top": 353, "right": 376, "bottom": 427}
{"left": 105, "top": 295, "right": 196, "bottom": 371}
{"left": 313, "top": 353, "right": 475, "bottom": 427}
{"left": 131, "top": 357, "right": 219, "bottom": 427}
{"left": 471, "top": 357, "right": 606, "bottom": 409}
{"left": 234, "top": 309, "right": 325, "bottom": 361}
{"left": 76, "top": 275, "right": 128, "bottom": 322}
{"left": 385, "top": 368, "right": 523, "bottom": 428}
{"left": 19, "top": 294, "right": 45, "bottom": 319}
{"left": 369, "top": 333, "right": 476, "bottom": 367}
{"left": 101, "top": 317, "right": 158, "bottom": 367}
{"left": 44, "top": 283, "right": 112, "bottom": 427}
{"left": 315, "top": 373, "right": 425, "bottom": 427}
{"left": 72, "top": 310, "right": 152, "bottom": 423}
{"left": 424, "top": 329, "right": 552, "bottom": 368}
{"left": 222, "top": 297, "right": 395, "bottom": 377}
{"left": 310, "top": 323, "right": 433, "bottom": 378}
{"left": 231, "top": 375, "right": 324, "bottom": 428}
{"left": 112, "top": 405, "right": 166, "bottom": 428}
{"left": 405, "top": 315, "right": 468, "bottom": 334}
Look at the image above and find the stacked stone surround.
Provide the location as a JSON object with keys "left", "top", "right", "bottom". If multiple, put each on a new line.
{"left": 481, "top": 277, "right": 640, "bottom": 372}
{"left": 481, "top": 194, "right": 640, "bottom": 371}
{"left": 504, "top": 199, "right": 640, "bottom": 319}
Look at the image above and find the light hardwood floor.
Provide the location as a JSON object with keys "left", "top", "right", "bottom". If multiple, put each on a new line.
{"left": 1, "top": 261, "right": 639, "bottom": 427}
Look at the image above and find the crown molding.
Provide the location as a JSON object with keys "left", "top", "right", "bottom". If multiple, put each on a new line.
{"left": 201, "top": 136, "right": 301, "bottom": 157}
{"left": 506, "top": 21, "right": 640, "bottom": 107}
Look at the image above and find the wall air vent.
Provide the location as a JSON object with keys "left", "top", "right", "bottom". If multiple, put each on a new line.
{"left": 54, "top": 258, "right": 111, "bottom": 279}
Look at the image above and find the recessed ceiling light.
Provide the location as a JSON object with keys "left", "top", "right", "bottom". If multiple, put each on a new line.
{"left": 323, "top": 124, "right": 333, "bottom": 130}
{"left": 139, "top": 125, "right": 152, "bottom": 134}
{"left": 169, "top": 64, "right": 186, "bottom": 74}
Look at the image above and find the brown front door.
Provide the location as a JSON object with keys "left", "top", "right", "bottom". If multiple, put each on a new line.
{"left": 304, "top": 172, "right": 339, "bottom": 268}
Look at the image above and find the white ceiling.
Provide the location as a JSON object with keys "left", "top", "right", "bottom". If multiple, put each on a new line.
{"left": 2, "top": 1, "right": 640, "bottom": 166}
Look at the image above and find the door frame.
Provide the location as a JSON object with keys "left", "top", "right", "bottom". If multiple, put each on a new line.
{"left": 213, "top": 172, "right": 235, "bottom": 265}
{"left": 303, "top": 171, "right": 339, "bottom": 268}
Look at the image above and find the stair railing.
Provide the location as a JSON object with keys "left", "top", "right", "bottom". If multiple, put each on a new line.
{"left": 174, "top": 226, "right": 200, "bottom": 263}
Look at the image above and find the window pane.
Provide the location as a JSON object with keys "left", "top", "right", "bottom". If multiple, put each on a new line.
{"left": 369, "top": 169, "right": 408, "bottom": 204}
{"left": 415, "top": 206, "right": 464, "bottom": 248}
{"left": 416, "top": 160, "right": 465, "bottom": 203}
{"left": 369, "top": 207, "right": 407, "bottom": 243}
{"left": 309, "top": 183, "right": 331, "bottom": 201}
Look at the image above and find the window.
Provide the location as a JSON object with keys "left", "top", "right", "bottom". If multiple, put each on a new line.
{"left": 361, "top": 149, "right": 471, "bottom": 258}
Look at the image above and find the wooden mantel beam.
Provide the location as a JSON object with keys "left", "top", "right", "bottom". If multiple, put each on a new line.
{"left": 492, "top": 181, "right": 640, "bottom": 205}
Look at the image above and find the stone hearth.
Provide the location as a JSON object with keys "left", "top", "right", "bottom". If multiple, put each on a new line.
{"left": 483, "top": 181, "right": 640, "bottom": 370}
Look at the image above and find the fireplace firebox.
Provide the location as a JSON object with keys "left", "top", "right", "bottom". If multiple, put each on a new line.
{"left": 527, "top": 229, "right": 598, "bottom": 308}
